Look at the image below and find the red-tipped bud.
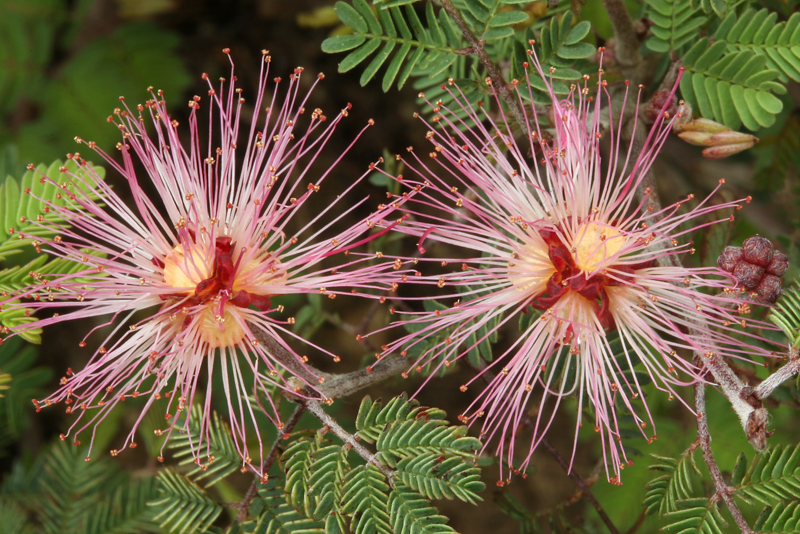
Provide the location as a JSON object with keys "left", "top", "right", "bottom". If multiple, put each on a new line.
{"left": 644, "top": 90, "right": 677, "bottom": 123}
{"left": 766, "top": 251, "right": 789, "bottom": 276}
{"left": 718, "top": 236, "right": 788, "bottom": 297}
{"left": 755, "top": 274, "right": 783, "bottom": 303}
{"left": 733, "top": 262, "right": 765, "bottom": 289}
{"left": 717, "top": 246, "right": 742, "bottom": 272}
{"left": 742, "top": 236, "right": 773, "bottom": 267}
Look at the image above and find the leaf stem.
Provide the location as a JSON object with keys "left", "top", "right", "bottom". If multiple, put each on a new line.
{"left": 236, "top": 404, "right": 306, "bottom": 523}
{"left": 693, "top": 372, "right": 754, "bottom": 534}
{"left": 437, "top": 0, "right": 528, "bottom": 128}
{"left": 304, "top": 398, "right": 395, "bottom": 486}
{"left": 602, "top": 0, "right": 640, "bottom": 70}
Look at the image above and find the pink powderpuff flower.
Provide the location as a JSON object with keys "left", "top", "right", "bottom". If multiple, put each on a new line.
{"left": 374, "top": 52, "right": 780, "bottom": 484}
{"left": 0, "top": 49, "right": 406, "bottom": 477}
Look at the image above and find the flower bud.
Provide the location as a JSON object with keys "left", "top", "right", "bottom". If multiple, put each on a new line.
{"left": 702, "top": 141, "right": 757, "bottom": 160}
{"left": 674, "top": 116, "right": 758, "bottom": 159}
{"left": 717, "top": 246, "right": 742, "bottom": 272}
{"left": 756, "top": 274, "right": 783, "bottom": 303}
{"left": 733, "top": 262, "right": 765, "bottom": 289}
{"left": 766, "top": 251, "right": 789, "bottom": 276}
{"left": 674, "top": 117, "right": 729, "bottom": 134}
{"left": 742, "top": 236, "right": 773, "bottom": 267}
{"left": 717, "top": 236, "right": 788, "bottom": 301}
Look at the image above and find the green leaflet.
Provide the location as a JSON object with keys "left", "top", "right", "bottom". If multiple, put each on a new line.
{"left": 167, "top": 405, "right": 242, "bottom": 487}
{"left": 680, "top": 37, "right": 784, "bottom": 130}
{"left": 321, "top": 1, "right": 463, "bottom": 90}
{"left": 0, "top": 439, "right": 160, "bottom": 534}
{"left": 280, "top": 394, "right": 485, "bottom": 534}
{"left": 646, "top": 0, "right": 708, "bottom": 53}
{"left": 646, "top": 443, "right": 800, "bottom": 533}
{"left": 771, "top": 280, "right": 800, "bottom": 347}
{"left": 151, "top": 469, "right": 223, "bottom": 534}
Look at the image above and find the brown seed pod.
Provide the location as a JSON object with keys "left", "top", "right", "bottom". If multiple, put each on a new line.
{"left": 742, "top": 236, "right": 773, "bottom": 267}
{"left": 717, "top": 246, "right": 743, "bottom": 273}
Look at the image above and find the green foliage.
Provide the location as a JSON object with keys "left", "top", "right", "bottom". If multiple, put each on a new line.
{"left": 342, "top": 465, "right": 393, "bottom": 534}
{"left": 0, "top": 158, "right": 107, "bottom": 342}
{"left": 715, "top": 9, "right": 800, "bottom": 84}
{"left": 389, "top": 481, "right": 455, "bottom": 534}
{"left": 323, "top": 1, "right": 595, "bottom": 118}
{"left": 734, "top": 443, "right": 800, "bottom": 504}
{"left": 281, "top": 394, "right": 484, "bottom": 534}
{"left": 646, "top": 443, "right": 800, "bottom": 533}
{"left": 252, "top": 484, "right": 325, "bottom": 533}
{"left": 0, "top": 0, "right": 66, "bottom": 123}
{"left": 679, "top": 37, "right": 785, "bottom": 131}
{"left": 660, "top": 498, "right": 727, "bottom": 534}
{"left": 0, "top": 439, "right": 160, "bottom": 534}
{"left": 644, "top": 449, "right": 700, "bottom": 516}
{"left": 0, "top": 159, "right": 106, "bottom": 262}
{"left": 321, "top": 0, "right": 463, "bottom": 91}
{"left": 0, "top": 336, "right": 51, "bottom": 450}
{"left": 150, "top": 468, "right": 223, "bottom": 534}
{"left": 770, "top": 280, "right": 800, "bottom": 347}
{"left": 753, "top": 501, "right": 800, "bottom": 533}
{"left": 646, "top": 0, "right": 707, "bottom": 53}
{"left": 167, "top": 404, "right": 241, "bottom": 487}
{"left": 491, "top": 488, "right": 540, "bottom": 533}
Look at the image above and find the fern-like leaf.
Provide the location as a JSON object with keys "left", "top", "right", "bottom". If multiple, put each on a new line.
{"left": 388, "top": 481, "right": 456, "bottom": 534}
{"left": 167, "top": 405, "right": 241, "bottom": 487}
{"left": 0, "top": 159, "right": 106, "bottom": 260}
{"left": 753, "top": 501, "right": 800, "bottom": 533}
{"left": 660, "top": 498, "right": 727, "bottom": 533}
{"left": 646, "top": 0, "right": 707, "bottom": 53}
{"left": 394, "top": 452, "right": 484, "bottom": 504}
{"left": 322, "top": 0, "right": 462, "bottom": 90}
{"left": 715, "top": 9, "right": 800, "bottom": 83}
{"left": 770, "top": 281, "right": 800, "bottom": 347}
{"left": 150, "top": 468, "right": 222, "bottom": 534}
{"left": 83, "top": 478, "right": 160, "bottom": 534}
{"left": 306, "top": 443, "right": 351, "bottom": 520}
{"left": 254, "top": 484, "right": 325, "bottom": 534}
{"left": 680, "top": 37, "right": 785, "bottom": 130}
{"left": 735, "top": 444, "right": 800, "bottom": 504}
{"left": 283, "top": 430, "right": 325, "bottom": 518}
{"left": 355, "top": 394, "right": 447, "bottom": 443}
{"left": 376, "top": 418, "right": 481, "bottom": 465}
{"left": 0, "top": 499, "right": 35, "bottom": 534}
{"left": 341, "top": 464, "right": 392, "bottom": 534}
{"left": 644, "top": 449, "right": 700, "bottom": 516}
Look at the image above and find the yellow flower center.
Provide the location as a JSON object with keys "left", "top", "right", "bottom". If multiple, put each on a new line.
{"left": 196, "top": 304, "right": 246, "bottom": 348}
{"left": 161, "top": 238, "right": 287, "bottom": 349}
{"left": 573, "top": 222, "right": 624, "bottom": 273}
{"left": 163, "top": 243, "right": 213, "bottom": 292}
{"left": 508, "top": 233, "right": 556, "bottom": 295}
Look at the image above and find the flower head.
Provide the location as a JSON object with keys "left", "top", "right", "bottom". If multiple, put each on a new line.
{"left": 0, "top": 50, "right": 403, "bottom": 476}
{"left": 376, "top": 53, "right": 779, "bottom": 483}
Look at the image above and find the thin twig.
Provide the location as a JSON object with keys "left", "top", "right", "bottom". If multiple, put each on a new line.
{"left": 753, "top": 345, "right": 800, "bottom": 399}
{"left": 304, "top": 398, "right": 395, "bottom": 486}
{"left": 602, "top": 0, "right": 640, "bottom": 70}
{"left": 236, "top": 404, "right": 307, "bottom": 523}
{"left": 538, "top": 436, "right": 621, "bottom": 534}
{"left": 693, "top": 373, "right": 754, "bottom": 534}
{"left": 437, "top": 0, "right": 528, "bottom": 128}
